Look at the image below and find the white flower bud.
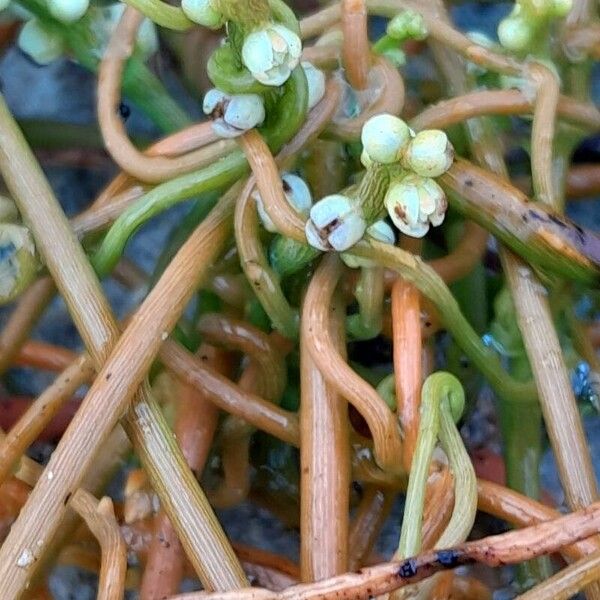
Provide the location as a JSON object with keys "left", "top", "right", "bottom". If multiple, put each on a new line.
{"left": 255, "top": 173, "right": 312, "bottom": 232}
{"left": 342, "top": 219, "right": 394, "bottom": 268}
{"left": 497, "top": 14, "right": 533, "bottom": 52}
{"left": 0, "top": 223, "right": 38, "bottom": 305}
{"left": 48, "top": 0, "right": 89, "bottom": 23}
{"left": 367, "top": 220, "right": 395, "bottom": 244}
{"left": 242, "top": 23, "right": 302, "bottom": 87}
{"left": 8, "top": 4, "right": 31, "bottom": 19}
{"left": 203, "top": 89, "right": 265, "bottom": 138}
{"left": 305, "top": 194, "right": 366, "bottom": 252}
{"left": 385, "top": 174, "right": 447, "bottom": 238}
{"left": 181, "top": 0, "right": 224, "bottom": 29}
{"left": 402, "top": 129, "right": 454, "bottom": 178}
{"left": 361, "top": 114, "right": 412, "bottom": 165}
{"left": 18, "top": 19, "right": 65, "bottom": 65}
{"left": 302, "top": 61, "right": 326, "bottom": 109}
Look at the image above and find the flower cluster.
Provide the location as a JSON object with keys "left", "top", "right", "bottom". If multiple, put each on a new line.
{"left": 182, "top": 0, "right": 224, "bottom": 29}
{"left": 183, "top": 1, "right": 302, "bottom": 88}
{"left": 304, "top": 115, "right": 454, "bottom": 253}
{"left": 364, "top": 114, "right": 453, "bottom": 239}
{"left": 0, "top": 195, "right": 39, "bottom": 305}
{"left": 305, "top": 194, "right": 366, "bottom": 252}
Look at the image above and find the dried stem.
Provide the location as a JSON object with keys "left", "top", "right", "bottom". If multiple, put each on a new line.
{"left": 529, "top": 63, "right": 561, "bottom": 207}
{"left": 342, "top": 0, "right": 370, "bottom": 90}
{"left": 170, "top": 502, "right": 600, "bottom": 599}
{"left": 300, "top": 290, "right": 350, "bottom": 581}
{"left": 348, "top": 487, "right": 395, "bottom": 570}
{"left": 0, "top": 354, "right": 94, "bottom": 487}
{"left": 140, "top": 345, "right": 234, "bottom": 599}
{"left": 503, "top": 254, "right": 598, "bottom": 509}
{"left": 69, "top": 490, "right": 127, "bottom": 600}
{"left": 517, "top": 550, "right": 600, "bottom": 600}
{"left": 391, "top": 280, "right": 422, "bottom": 471}
{"left": 410, "top": 89, "right": 600, "bottom": 132}
{"left": 303, "top": 254, "right": 403, "bottom": 474}
{"left": 98, "top": 7, "right": 223, "bottom": 183}
{"left": 0, "top": 93, "right": 246, "bottom": 593}
{"left": 0, "top": 277, "right": 55, "bottom": 375}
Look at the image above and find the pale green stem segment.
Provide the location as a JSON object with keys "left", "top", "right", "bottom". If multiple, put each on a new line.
{"left": 376, "top": 374, "right": 397, "bottom": 410}
{"left": 435, "top": 400, "right": 477, "bottom": 548}
{"left": 397, "top": 372, "right": 465, "bottom": 558}
{"left": 92, "top": 66, "right": 308, "bottom": 277}
{"left": 347, "top": 266, "right": 384, "bottom": 340}
{"left": 121, "top": 0, "right": 193, "bottom": 30}
{"left": 349, "top": 240, "right": 538, "bottom": 404}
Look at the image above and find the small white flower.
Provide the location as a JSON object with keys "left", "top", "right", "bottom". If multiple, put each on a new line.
{"left": 242, "top": 23, "right": 302, "bottom": 87}
{"left": 305, "top": 194, "right": 366, "bottom": 252}
{"left": 342, "top": 220, "right": 395, "bottom": 268}
{"left": 18, "top": 19, "right": 65, "bottom": 65}
{"left": 361, "top": 114, "right": 412, "bottom": 165}
{"left": 48, "top": 0, "right": 89, "bottom": 23}
{"left": 385, "top": 174, "right": 447, "bottom": 238}
{"left": 302, "top": 61, "right": 326, "bottom": 109}
{"left": 255, "top": 173, "right": 312, "bottom": 232}
{"left": 0, "top": 0, "right": 11, "bottom": 11}
{"left": 203, "top": 89, "right": 265, "bottom": 138}
{"left": 402, "top": 130, "right": 454, "bottom": 178}
{"left": 181, "top": 0, "right": 224, "bottom": 29}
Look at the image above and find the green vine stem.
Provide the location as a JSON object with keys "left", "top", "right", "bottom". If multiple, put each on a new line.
{"left": 347, "top": 266, "right": 384, "bottom": 340}
{"left": 92, "top": 67, "right": 308, "bottom": 276}
{"left": 349, "top": 240, "right": 537, "bottom": 405}
{"left": 121, "top": 0, "right": 193, "bottom": 30}
{"left": 397, "top": 372, "right": 465, "bottom": 558}
{"left": 435, "top": 396, "right": 477, "bottom": 548}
